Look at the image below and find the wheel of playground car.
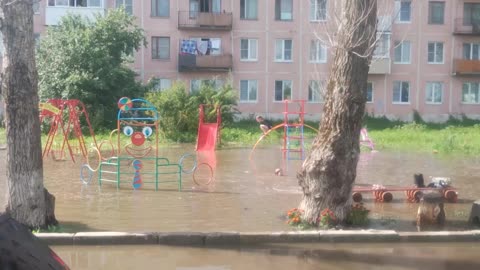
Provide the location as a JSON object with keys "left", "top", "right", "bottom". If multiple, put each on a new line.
{"left": 193, "top": 162, "right": 214, "bottom": 186}
{"left": 179, "top": 153, "right": 197, "bottom": 174}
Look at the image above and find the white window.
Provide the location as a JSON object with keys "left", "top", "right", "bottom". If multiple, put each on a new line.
{"left": 395, "top": 0, "right": 411, "bottom": 23}
{"left": 394, "top": 40, "right": 411, "bottom": 64}
{"left": 275, "top": 39, "right": 292, "bottom": 62}
{"left": 116, "top": 0, "right": 133, "bottom": 15}
{"left": 48, "top": 0, "right": 101, "bottom": 7}
{"left": 274, "top": 80, "right": 292, "bottom": 101}
{"left": 393, "top": 81, "right": 410, "bottom": 103}
{"left": 310, "top": 0, "right": 327, "bottom": 21}
{"left": 308, "top": 80, "right": 325, "bottom": 103}
{"left": 425, "top": 82, "right": 443, "bottom": 104}
{"left": 240, "top": 39, "right": 258, "bottom": 61}
{"left": 153, "top": 78, "right": 172, "bottom": 91}
{"left": 462, "top": 82, "right": 480, "bottom": 104}
{"left": 366, "top": 82, "right": 373, "bottom": 103}
{"left": 240, "top": 80, "right": 258, "bottom": 102}
{"left": 427, "top": 42, "right": 444, "bottom": 64}
{"left": 373, "top": 33, "right": 391, "bottom": 58}
{"left": 275, "top": 0, "right": 293, "bottom": 21}
{"left": 191, "top": 79, "right": 223, "bottom": 93}
{"left": 33, "top": 1, "right": 40, "bottom": 14}
{"left": 152, "top": 37, "right": 170, "bottom": 60}
{"left": 463, "top": 43, "right": 480, "bottom": 60}
{"left": 309, "top": 40, "right": 327, "bottom": 63}
{"left": 152, "top": 0, "right": 169, "bottom": 17}
{"left": 429, "top": 1, "right": 445, "bottom": 24}
{"left": 240, "top": 0, "right": 258, "bottom": 20}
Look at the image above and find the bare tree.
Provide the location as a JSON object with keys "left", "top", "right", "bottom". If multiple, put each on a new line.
{"left": 297, "top": 0, "right": 378, "bottom": 223}
{"left": 0, "top": 0, "right": 57, "bottom": 228}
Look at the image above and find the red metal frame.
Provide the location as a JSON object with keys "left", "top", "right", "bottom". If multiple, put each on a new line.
{"left": 282, "top": 99, "right": 305, "bottom": 161}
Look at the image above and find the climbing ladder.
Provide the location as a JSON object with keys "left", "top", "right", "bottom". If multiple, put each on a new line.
{"left": 282, "top": 100, "right": 305, "bottom": 161}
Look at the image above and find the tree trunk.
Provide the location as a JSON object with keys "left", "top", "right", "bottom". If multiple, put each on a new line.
{"left": 1, "top": 0, "right": 55, "bottom": 228}
{"left": 297, "top": 0, "right": 377, "bottom": 223}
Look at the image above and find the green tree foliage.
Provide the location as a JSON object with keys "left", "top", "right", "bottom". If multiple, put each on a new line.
{"left": 147, "top": 80, "right": 238, "bottom": 142}
{"left": 37, "top": 9, "right": 147, "bottom": 129}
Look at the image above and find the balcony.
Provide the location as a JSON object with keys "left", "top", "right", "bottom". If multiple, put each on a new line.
{"left": 178, "top": 11, "right": 232, "bottom": 30}
{"left": 453, "top": 18, "right": 480, "bottom": 35}
{"left": 453, "top": 59, "right": 480, "bottom": 75}
{"left": 369, "top": 58, "right": 391, "bottom": 74}
{"left": 46, "top": 6, "right": 105, "bottom": 26}
{"left": 178, "top": 54, "right": 232, "bottom": 72}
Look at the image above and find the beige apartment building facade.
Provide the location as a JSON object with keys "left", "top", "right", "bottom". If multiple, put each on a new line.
{"left": 1, "top": 0, "right": 480, "bottom": 122}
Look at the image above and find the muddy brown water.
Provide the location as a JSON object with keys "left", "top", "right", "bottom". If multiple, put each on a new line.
{"left": 52, "top": 243, "right": 480, "bottom": 270}
{"left": 1, "top": 146, "right": 479, "bottom": 232}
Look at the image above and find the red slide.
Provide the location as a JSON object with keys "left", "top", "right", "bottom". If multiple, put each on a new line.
{"left": 196, "top": 123, "right": 218, "bottom": 151}
{"left": 196, "top": 104, "right": 221, "bottom": 151}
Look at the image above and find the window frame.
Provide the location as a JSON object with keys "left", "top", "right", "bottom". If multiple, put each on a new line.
{"left": 392, "top": 81, "right": 411, "bottom": 104}
{"left": 239, "top": 79, "right": 258, "bottom": 103}
{"left": 116, "top": 0, "right": 133, "bottom": 15}
{"left": 190, "top": 79, "right": 223, "bottom": 93}
{"left": 462, "top": 82, "right": 480, "bottom": 104}
{"left": 309, "top": 40, "right": 327, "bottom": 63}
{"left": 428, "top": 1, "right": 445, "bottom": 25}
{"left": 151, "top": 0, "right": 170, "bottom": 17}
{"left": 240, "top": 0, "right": 258, "bottom": 20}
{"left": 153, "top": 78, "right": 172, "bottom": 92}
{"left": 310, "top": 0, "right": 327, "bottom": 22}
{"left": 274, "top": 80, "right": 292, "bottom": 102}
{"left": 427, "top": 41, "right": 444, "bottom": 64}
{"left": 275, "top": 0, "right": 293, "bottom": 21}
{"left": 394, "top": 40, "right": 411, "bottom": 64}
{"left": 394, "top": 0, "right": 412, "bottom": 23}
{"left": 463, "top": 43, "right": 480, "bottom": 60}
{"left": 366, "top": 82, "right": 374, "bottom": 103}
{"left": 274, "top": 39, "right": 293, "bottom": 62}
{"left": 240, "top": 38, "right": 258, "bottom": 62}
{"left": 307, "top": 80, "right": 325, "bottom": 103}
{"left": 151, "top": 36, "right": 170, "bottom": 60}
{"left": 425, "top": 82, "right": 443, "bottom": 104}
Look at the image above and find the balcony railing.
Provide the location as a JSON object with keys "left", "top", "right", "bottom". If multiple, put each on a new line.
{"left": 453, "top": 59, "right": 480, "bottom": 75}
{"left": 453, "top": 18, "right": 480, "bottom": 35}
{"left": 178, "top": 11, "right": 232, "bottom": 30}
{"left": 178, "top": 54, "right": 232, "bottom": 72}
{"left": 369, "top": 58, "right": 391, "bottom": 74}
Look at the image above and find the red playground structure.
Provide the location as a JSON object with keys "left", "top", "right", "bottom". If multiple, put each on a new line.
{"left": 195, "top": 104, "right": 221, "bottom": 151}
{"left": 39, "top": 99, "right": 97, "bottom": 163}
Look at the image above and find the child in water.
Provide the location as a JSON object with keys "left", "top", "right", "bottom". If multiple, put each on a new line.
{"left": 255, "top": 115, "right": 272, "bottom": 134}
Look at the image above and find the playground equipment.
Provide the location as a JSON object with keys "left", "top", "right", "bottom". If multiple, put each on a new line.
{"left": 196, "top": 104, "right": 221, "bottom": 151}
{"left": 40, "top": 99, "right": 97, "bottom": 163}
{"left": 83, "top": 97, "right": 183, "bottom": 190}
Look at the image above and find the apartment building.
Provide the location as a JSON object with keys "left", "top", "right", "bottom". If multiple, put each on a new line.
{"left": 1, "top": 0, "right": 480, "bottom": 122}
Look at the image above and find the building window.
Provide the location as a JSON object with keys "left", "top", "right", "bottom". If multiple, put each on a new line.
{"left": 275, "top": 39, "right": 292, "bottom": 62}
{"left": 33, "top": 1, "right": 40, "bottom": 14}
{"left": 393, "top": 81, "right": 410, "bottom": 103}
{"left": 34, "top": 33, "right": 41, "bottom": 49}
{"left": 240, "top": 0, "right": 258, "bottom": 20}
{"left": 48, "top": 0, "right": 101, "bottom": 6}
{"left": 366, "top": 82, "right": 373, "bottom": 103}
{"left": 462, "top": 82, "right": 480, "bottom": 104}
{"left": 373, "top": 33, "right": 391, "bottom": 58}
{"left": 463, "top": 43, "right": 480, "bottom": 60}
{"left": 395, "top": 0, "right": 411, "bottom": 23}
{"left": 275, "top": 0, "right": 293, "bottom": 21}
{"left": 191, "top": 79, "right": 223, "bottom": 93}
{"left": 274, "top": 80, "right": 292, "bottom": 101}
{"left": 428, "top": 1, "right": 444, "bottom": 24}
{"left": 240, "top": 80, "right": 258, "bottom": 102}
{"left": 190, "top": 0, "right": 221, "bottom": 14}
{"left": 240, "top": 39, "right": 258, "bottom": 61}
{"left": 116, "top": 0, "right": 133, "bottom": 15}
{"left": 310, "top": 0, "right": 326, "bottom": 21}
{"left": 309, "top": 40, "right": 327, "bottom": 63}
{"left": 427, "top": 42, "right": 444, "bottom": 64}
{"left": 308, "top": 80, "right": 324, "bottom": 103}
{"left": 426, "top": 82, "right": 443, "bottom": 104}
{"left": 463, "top": 3, "right": 480, "bottom": 26}
{"left": 394, "top": 40, "right": 411, "bottom": 64}
{"left": 152, "top": 0, "right": 169, "bottom": 17}
{"left": 153, "top": 78, "right": 172, "bottom": 91}
{"left": 151, "top": 37, "right": 170, "bottom": 60}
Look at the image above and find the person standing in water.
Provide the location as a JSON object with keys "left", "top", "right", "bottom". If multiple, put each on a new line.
{"left": 256, "top": 115, "right": 272, "bottom": 134}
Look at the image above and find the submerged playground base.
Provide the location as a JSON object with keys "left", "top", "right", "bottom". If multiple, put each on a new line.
{"left": 36, "top": 230, "right": 480, "bottom": 246}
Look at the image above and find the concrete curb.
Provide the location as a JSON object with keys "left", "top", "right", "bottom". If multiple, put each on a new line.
{"left": 35, "top": 230, "right": 480, "bottom": 246}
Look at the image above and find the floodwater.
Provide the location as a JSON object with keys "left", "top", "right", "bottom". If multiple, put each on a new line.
{"left": 0, "top": 146, "right": 479, "bottom": 232}
{"left": 52, "top": 243, "right": 480, "bottom": 270}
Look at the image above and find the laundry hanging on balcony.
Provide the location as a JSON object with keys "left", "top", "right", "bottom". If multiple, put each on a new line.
{"left": 180, "top": 39, "right": 198, "bottom": 55}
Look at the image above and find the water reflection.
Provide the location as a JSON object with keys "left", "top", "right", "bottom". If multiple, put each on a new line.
{"left": 53, "top": 243, "right": 480, "bottom": 270}
{"left": 0, "top": 148, "right": 479, "bottom": 232}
